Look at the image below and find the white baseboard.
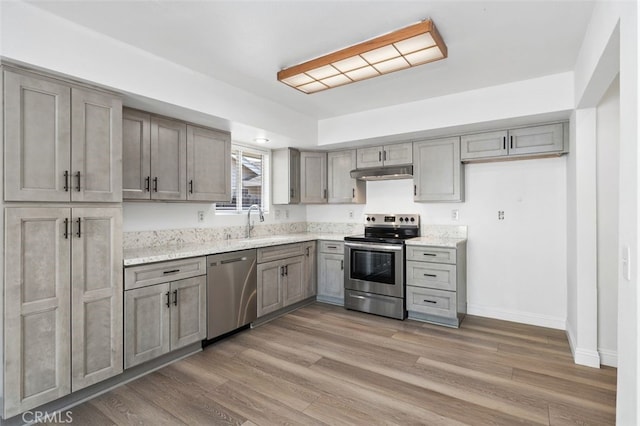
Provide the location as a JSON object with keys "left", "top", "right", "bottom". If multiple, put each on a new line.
{"left": 566, "top": 325, "right": 602, "bottom": 368}
{"left": 598, "top": 348, "right": 618, "bottom": 367}
{"left": 466, "top": 303, "right": 566, "bottom": 330}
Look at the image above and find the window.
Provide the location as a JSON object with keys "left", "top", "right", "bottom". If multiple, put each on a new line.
{"left": 216, "top": 145, "right": 269, "bottom": 212}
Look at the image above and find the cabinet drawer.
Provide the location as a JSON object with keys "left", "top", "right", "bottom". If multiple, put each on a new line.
{"left": 406, "top": 246, "right": 456, "bottom": 264}
{"left": 319, "top": 241, "right": 344, "bottom": 254}
{"left": 406, "top": 261, "right": 456, "bottom": 291}
{"left": 257, "top": 243, "right": 305, "bottom": 264}
{"left": 125, "top": 257, "right": 206, "bottom": 290}
{"left": 407, "top": 287, "right": 457, "bottom": 319}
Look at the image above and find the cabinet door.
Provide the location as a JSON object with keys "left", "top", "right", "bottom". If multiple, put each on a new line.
{"left": 303, "top": 243, "right": 317, "bottom": 298}
{"left": 4, "top": 208, "right": 71, "bottom": 418}
{"left": 4, "top": 71, "right": 71, "bottom": 202}
{"left": 71, "top": 208, "right": 123, "bottom": 390}
{"left": 71, "top": 88, "right": 122, "bottom": 202}
{"left": 186, "top": 125, "right": 231, "bottom": 201}
{"left": 327, "top": 150, "right": 365, "bottom": 204}
{"left": 272, "top": 148, "right": 300, "bottom": 205}
{"left": 170, "top": 276, "right": 207, "bottom": 350}
{"left": 356, "top": 146, "right": 383, "bottom": 168}
{"left": 508, "top": 123, "right": 564, "bottom": 156}
{"left": 123, "top": 109, "right": 151, "bottom": 200}
{"left": 257, "top": 260, "right": 283, "bottom": 317}
{"left": 124, "top": 283, "right": 171, "bottom": 369}
{"left": 150, "top": 116, "right": 187, "bottom": 200}
{"left": 300, "top": 151, "right": 327, "bottom": 203}
{"left": 318, "top": 253, "right": 345, "bottom": 303}
{"left": 283, "top": 255, "right": 305, "bottom": 306}
{"left": 383, "top": 142, "right": 413, "bottom": 166}
{"left": 413, "top": 137, "right": 464, "bottom": 202}
{"left": 460, "top": 130, "right": 508, "bottom": 160}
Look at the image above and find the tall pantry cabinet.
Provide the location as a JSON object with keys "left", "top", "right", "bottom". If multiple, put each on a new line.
{"left": 1, "top": 67, "right": 123, "bottom": 419}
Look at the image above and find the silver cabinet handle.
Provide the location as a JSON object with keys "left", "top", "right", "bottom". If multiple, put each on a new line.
{"left": 350, "top": 294, "right": 366, "bottom": 300}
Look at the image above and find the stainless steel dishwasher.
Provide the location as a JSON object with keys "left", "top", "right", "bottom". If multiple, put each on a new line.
{"left": 206, "top": 249, "right": 257, "bottom": 340}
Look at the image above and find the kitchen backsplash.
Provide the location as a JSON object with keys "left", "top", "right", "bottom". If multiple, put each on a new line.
{"left": 122, "top": 222, "right": 465, "bottom": 249}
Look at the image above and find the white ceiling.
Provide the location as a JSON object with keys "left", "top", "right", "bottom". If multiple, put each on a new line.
{"left": 26, "top": 0, "right": 595, "bottom": 121}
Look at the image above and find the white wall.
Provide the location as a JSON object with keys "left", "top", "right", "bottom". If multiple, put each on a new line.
{"left": 596, "top": 76, "right": 620, "bottom": 367}
{"left": 308, "top": 157, "right": 568, "bottom": 329}
{"left": 571, "top": 0, "right": 638, "bottom": 422}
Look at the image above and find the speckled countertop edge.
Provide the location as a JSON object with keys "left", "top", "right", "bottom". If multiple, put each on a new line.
{"left": 405, "top": 236, "right": 467, "bottom": 248}
{"left": 124, "top": 233, "right": 347, "bottom": 266}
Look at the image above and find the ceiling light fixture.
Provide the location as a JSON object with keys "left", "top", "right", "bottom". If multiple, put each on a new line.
{"left": 277, "top": 19, "right": 447, "bottom": 94}
{"left": 254, "top": 137, "right": 269, "bottom": 144}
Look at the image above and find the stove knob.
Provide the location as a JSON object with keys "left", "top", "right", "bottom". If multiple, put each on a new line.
{"left": 410, "top": 217, "right": 415, "bottom": 222}
{"left": 366, "top": 217, "right": 371, "bottom": 221}
{"left": 405, "top": 217, "right": 409, "bottom": 222}
{"left": 399, "top": 217, "right": 404, "bottom": 222}
{"left": 371, "top": 217, "right": 376, "bottom": 222}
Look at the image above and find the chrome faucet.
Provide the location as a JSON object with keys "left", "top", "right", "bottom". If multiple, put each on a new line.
{"left": 246, "top": 204, "right": 264, "bottom": 238}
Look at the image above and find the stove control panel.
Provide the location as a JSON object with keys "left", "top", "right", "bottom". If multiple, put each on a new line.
{"left": 364, "top": 213, "right": 420, "bottom": 227}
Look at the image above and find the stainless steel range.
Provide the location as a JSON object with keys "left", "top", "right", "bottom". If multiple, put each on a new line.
{"left": 344, "top": 213, "right": 420, "bottom": 320}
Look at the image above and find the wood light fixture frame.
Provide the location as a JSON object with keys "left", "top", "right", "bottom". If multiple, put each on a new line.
{"left": 277, "top": 19, "right": 448, "bottom": 94}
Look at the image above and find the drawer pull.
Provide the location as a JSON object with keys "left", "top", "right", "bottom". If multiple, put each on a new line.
{"left": 327, "top": 245, "right": 338, "bottom": 249}
{"left": 350, "top": 294, "right": 366, "bottom": 300}
{"left": 423, "top": 273, "right": 437, "bottom": 277}
{"left": 163, "top": 269, "right": 180, "bottom": 274}
{"left": 423, "top": 253, "right": 437, "bottom": 256}
{"left": 423, "top": 299, "right": 437, "bottom": 304}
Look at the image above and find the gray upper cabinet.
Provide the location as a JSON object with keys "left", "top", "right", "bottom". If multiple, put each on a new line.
{"left": 413, "top": 137, "right": 464, "bottom": 202}
{"left": 122, "top": 109, "right": 151, "bottom": 200}
{"left": 124, "top": 109, "right": 231, "bottom": 202}
{"left": 300, "top": 151, "right": 327, "bottom": 204}
{"left": 461, "top": 123, "right": 565, "bottom": 161}
{"left": 356, "top": 142, "right": 413, "bottom": 168}
{"left": 71, "top": 88, "right": 122, "bottom": 202}
{"left": 4, "top": 70, "right": 122, "bottom": 203}
{"left": 151, "top": 116, "right": 187, "bottom": 200}
{"left": 272, "top": 148, "right": 300, "bottom": 204}
{"left": 186, "top": 125, "right": 231, "bottom": 202}
{"left": 327, "top": 150, "right": 366, "bottom": 204}
{"left": 3, "top": 206, "right": 123, "bottom": 418}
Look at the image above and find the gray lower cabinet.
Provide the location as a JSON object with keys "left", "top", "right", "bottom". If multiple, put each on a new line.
{"left": 300, "top": 151, "right": 327, "bottom": 204}
{"left": 303, "top": 242, "right": 317, "bottom": 298}
{"left": 461, "top": 122, "right": 566, "bottom": 161}
{"left": 272, "top": 148, "right": 301, "bottom": 204}
{"left": 327, "top": 150, "right": 366, "bottom": 204}
{"left": 3, "top": 207, "right": 122, "bottom": 418}
{"left": 256, "top": 243, "right": 313, "bottom": 317}
{"left": 4, "top": 69, "right": 122, "bottom": 203}
{"left": 413, "top": 137, "right": 464, "bottom": 202}
{"left": 405, "top": 243, "right": 467, "bottom": 327}
{"left": 124, "top": 259, "right": 206, "bottom": 369}
{"left": 317, "top": 241, "right": 345, "bottom": 305}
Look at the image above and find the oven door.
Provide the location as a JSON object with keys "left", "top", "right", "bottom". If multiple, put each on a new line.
{"left": 344, "top": 241, "right": 404, "bottom": 298}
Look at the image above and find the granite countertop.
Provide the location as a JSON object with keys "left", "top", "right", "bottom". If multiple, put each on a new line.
{"left": 124, "top": 233, "right": 347, "bottom": 266}
{"left": 405, "top": 236, "right": 467, "bottom": 248}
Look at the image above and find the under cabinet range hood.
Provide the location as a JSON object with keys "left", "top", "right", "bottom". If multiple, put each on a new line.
{"left": 350, "top": 165, "right": 413, "bottom": 181}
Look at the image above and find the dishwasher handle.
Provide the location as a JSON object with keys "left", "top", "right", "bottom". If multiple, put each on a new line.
{"left": 221, "top": 257, "right": 248, "bottom": 264}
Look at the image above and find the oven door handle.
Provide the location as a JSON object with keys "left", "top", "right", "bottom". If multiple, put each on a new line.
{"left": 344, "top": 241, "right": 404, "bottom": 252}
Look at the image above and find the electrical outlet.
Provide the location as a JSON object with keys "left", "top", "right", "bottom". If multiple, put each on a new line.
{"left": 349, "top": 210, "right": 354, "bottom": 219}
{"left": 498, "top": 210, "right": 505, "bottom": 220}
{"left": 285, "top": 209, "right": 289, "bottom": 219}
{"left": 451, "top": 209, "right": 459, "bottom": 221}
{"left": 197, "top": 211, "right": 205, "bottom": 223}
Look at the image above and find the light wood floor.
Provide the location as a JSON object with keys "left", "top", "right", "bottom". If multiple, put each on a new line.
{"left": 59, "top": 303, "right": 616, "bottom": 425}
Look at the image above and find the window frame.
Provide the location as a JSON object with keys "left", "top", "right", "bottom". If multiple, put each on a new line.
{"left": 216, "top": 143, "right": 270, "bottom": 214}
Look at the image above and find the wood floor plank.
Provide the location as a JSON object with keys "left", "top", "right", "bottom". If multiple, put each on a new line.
{"left": 57, "top": 303, "right": 616, "bottom": 425}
